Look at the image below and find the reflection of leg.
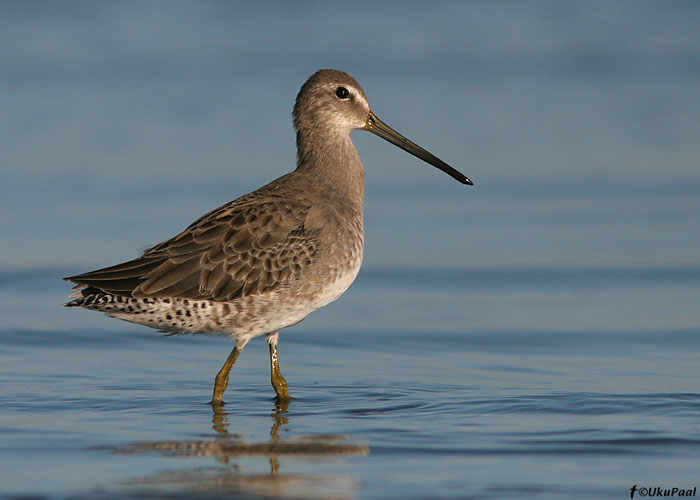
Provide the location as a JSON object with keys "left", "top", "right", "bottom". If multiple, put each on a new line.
{"left": 270, "top": 401, "right": 289, "bottom": 441}
{"left": 267, "top": 331, "right": 290, "bottom": 401}
{"left": 211, "top": 339, "right": 248, "bottom": 405}
{"left": 269, "top": 397, "right": 288, "bottom": 476}
{"left": 211, "top": 401, "right": 229, "bottom": 436}
{"left": 270, "top": 455, "right": 280, "bottom": 475}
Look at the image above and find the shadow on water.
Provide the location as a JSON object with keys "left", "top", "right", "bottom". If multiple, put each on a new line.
{"left": 103, "top": 401, "right": 369, "bottom": 500}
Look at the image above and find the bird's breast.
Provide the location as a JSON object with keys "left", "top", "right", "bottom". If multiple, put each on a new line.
{"left": 302, "top": 209, "right": 364, "bottom": 309}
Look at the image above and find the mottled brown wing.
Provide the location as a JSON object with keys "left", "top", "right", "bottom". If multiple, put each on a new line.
{"left": 65, "top": 199, "right": 319, "bottom": 301}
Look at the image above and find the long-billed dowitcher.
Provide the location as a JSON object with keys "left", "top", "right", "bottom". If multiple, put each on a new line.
{"left": 64, "top": 69, "right": 472, "bottom": 404}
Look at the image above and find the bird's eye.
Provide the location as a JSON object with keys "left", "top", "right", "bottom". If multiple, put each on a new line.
{"left": 335, "top": 87, "right": 350, "bottom": 99}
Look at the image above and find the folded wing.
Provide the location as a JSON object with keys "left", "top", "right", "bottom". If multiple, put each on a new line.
{"left": 65, "top": 199, "right": 319, "bottom": 301}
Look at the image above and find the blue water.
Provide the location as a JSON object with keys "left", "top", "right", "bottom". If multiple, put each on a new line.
{"left": 2, "top": 2, "right": 700, "bottom": 499}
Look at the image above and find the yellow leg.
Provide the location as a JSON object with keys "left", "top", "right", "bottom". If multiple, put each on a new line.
{"left": 267, "top": 331, "right": 290, "bottom": 401}
{"left": 211, "top": 339, "right": 247, "bottom": 405}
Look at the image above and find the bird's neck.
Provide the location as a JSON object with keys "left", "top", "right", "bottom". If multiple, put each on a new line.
{"left": 295, "top": 128, "right": 365, "bottom": 210}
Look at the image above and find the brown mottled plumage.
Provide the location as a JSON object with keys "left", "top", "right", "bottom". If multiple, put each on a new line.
{"left": 69, "top": 185, "right": 321, "bottom": 301}
{"left": 64, "top": 69, "right": 472, "bottom": 404}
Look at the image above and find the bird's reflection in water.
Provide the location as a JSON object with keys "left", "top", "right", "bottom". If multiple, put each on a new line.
{"left": 113, "top": 401, "right": 369, "bottom": 499}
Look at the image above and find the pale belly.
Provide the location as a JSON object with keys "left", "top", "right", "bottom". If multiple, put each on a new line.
{"left": 97, "top": 250, "right": 363, "bottom": 340}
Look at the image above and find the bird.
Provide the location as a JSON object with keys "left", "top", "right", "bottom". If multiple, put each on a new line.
{"left": 64, "top": 69, "right": 472, "bottom": 405}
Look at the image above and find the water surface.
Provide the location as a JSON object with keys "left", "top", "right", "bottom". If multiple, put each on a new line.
{"left": 2, "top": 2, "right": 700, "bottom": 499}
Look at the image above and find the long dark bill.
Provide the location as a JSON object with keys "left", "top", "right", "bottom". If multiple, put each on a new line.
{"left": 364, "top": 111, "right": 473, "bottom": 185}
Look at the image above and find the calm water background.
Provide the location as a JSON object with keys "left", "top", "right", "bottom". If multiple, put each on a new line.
{"left": 2, "top": 1, "right": 700, "bottom": 499}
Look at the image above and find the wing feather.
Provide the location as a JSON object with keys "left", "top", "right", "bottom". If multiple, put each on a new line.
{"left": 64, "top": 198, "right": 320, "bottom": 302}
